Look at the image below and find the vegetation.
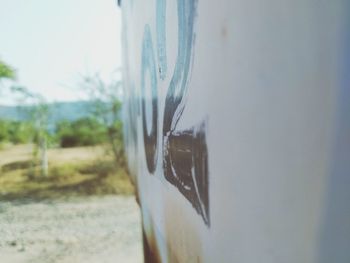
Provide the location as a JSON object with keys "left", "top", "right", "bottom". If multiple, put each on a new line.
{"left": 0, "top": 120, "right": 34, "bottom": 145}
{"left": 10, "top": 86, "right": 51, "bottom": 177}
{"left": 0, "top": 110, "right": 127, "bottom": 190}
{"left": 0, "top": 145, "right": 133, "bottom": 200}
{"left": 56, "top": 117, "right": 107, "bottom": 148}
{"left": 80, "top": 73, "right": 125, "bottom": 165}
{"left": 0, "top": 59, "right": 15, "bottom": 80}
{"left": 0, "top": 59, "right": 130, "bottom": 200}
{"left": 0, "top": 115, "right": 124, "bottom": 151}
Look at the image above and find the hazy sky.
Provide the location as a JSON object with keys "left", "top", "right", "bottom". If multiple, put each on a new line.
{"left": 0, "top": 0, "right": 122, "bottom": 104}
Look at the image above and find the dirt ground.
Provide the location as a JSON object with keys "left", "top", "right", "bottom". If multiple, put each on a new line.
{"left": 0, "top": 144, "right": 108, "bottom": 167}
{"left": 0, "top": 196, "right": 143, "bottom": 263}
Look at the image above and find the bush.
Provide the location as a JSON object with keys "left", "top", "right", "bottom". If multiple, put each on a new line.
{"left": 56, "top": 117, "right": 107, "bottom": 148}
{"left": 0, "top": 120, "right": 34, "bottom": 144}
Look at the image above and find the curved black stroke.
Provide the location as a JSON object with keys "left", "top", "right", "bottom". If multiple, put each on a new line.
{"left": 161, "top": 0, "right": 210, "bottom": 226}
{"left": 141, "top": 25, "right": 159, "bottom": 174}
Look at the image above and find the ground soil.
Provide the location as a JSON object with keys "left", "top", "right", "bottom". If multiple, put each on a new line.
{"left": 0, "top": 196, "right": 143, "bottom": 263}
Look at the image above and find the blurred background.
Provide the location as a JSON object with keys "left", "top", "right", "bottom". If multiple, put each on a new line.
{"left": 0, "top": 1, "right": 142, "bottom": 262}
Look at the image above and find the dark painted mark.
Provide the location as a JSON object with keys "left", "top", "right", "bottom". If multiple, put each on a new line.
{"left": 162, "top": 0, "right": 210, "bottom": 225}
{"left": 164, "top": 120, "right": 209, "bottom": 225}
{"left": 162, "top": 0, "right": 197, "bottom": 135}
{"left": 139, "top": 0, "right": 209, "bottom": 225}
{"left": 156, "top": 0, "right": 167, "bottom": 80}
{"left": 141, "top": 25, "right": 159, "bottom": 174}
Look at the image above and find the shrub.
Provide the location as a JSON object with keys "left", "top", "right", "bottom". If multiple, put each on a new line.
{"left": 56, "top": 117, "right": 107, "bottom": 148}
{"left": 0, "top": 120, "right": 34, "bottom": 144}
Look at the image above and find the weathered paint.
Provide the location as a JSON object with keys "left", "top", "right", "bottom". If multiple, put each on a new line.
{"left": 121, "top": 0, "right": 350, "bottom": 262}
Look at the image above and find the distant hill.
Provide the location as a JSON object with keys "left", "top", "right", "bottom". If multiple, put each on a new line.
{"left": 0, "top": 101, "right": 97, "bottom": 132}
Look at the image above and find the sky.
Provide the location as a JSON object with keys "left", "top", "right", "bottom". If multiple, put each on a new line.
{"left": 0, "top": 0, "right": 122, "bottom": 105}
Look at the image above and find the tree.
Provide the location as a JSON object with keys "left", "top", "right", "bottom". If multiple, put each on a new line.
{"left": 0, "top": 59, "right": 16, "bottom": 97}
{"left": 11, "top": 86, "right": 50, "bottom": 177}
{"left": 80, "top": 72, "right": 125, "bottom": 165}
{"left": 0, "top": 59, "right": 15, "bottom": 80}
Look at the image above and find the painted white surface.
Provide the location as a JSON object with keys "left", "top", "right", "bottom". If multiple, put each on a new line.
{"left": 122, "top": 1, "right": 350, "bottom": 262}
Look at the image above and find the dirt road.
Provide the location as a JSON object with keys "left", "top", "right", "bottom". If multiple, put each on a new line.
{"left": 0, "top": 196, "right": 143, "bottom": 263}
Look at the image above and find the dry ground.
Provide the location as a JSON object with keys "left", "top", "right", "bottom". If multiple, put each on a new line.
{"left": 0, "top": 144, "right": 106, "bottom": 167}
{"left": 0, "top": 196, "right": 143, "bottom": 263}
{"left": 0, "top": 145, "right": 134, "bottom": 200}
{"left": 0, "top": 145, "right": 143, "bottom": 263}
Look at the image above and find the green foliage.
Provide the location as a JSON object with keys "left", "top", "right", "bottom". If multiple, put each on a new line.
{"left": 0, "top": 121, "right": 8, "bottom": 142}
{"left": 0, "top": 60, "right": 15, "bottom": 80}
{"left": 0, "top": 120, "right": 34, "bottom": 144}
{"left": 56, "top": 117, "right": 107, "bottom": 148}
{"left": 80, "top": 72, "right": 125, "bottom": 164}
{"left": 8, "top": 121, "right": 35, "bottom": 144}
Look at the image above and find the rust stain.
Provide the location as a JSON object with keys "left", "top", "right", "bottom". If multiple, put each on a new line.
{"left": 143, "top": 225, "right": 162, "bottom": 263}
{"left": 140, "top": 198, "right": 204, "bottom": 262}
{"left": 221, "top": 25, "right": 228, "bottom": 39}
{"left": 141, "top": 207, "right": 162, "bottom": 263}
{"left": 164, "top": 197, "right": 203, "bottom": 263}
